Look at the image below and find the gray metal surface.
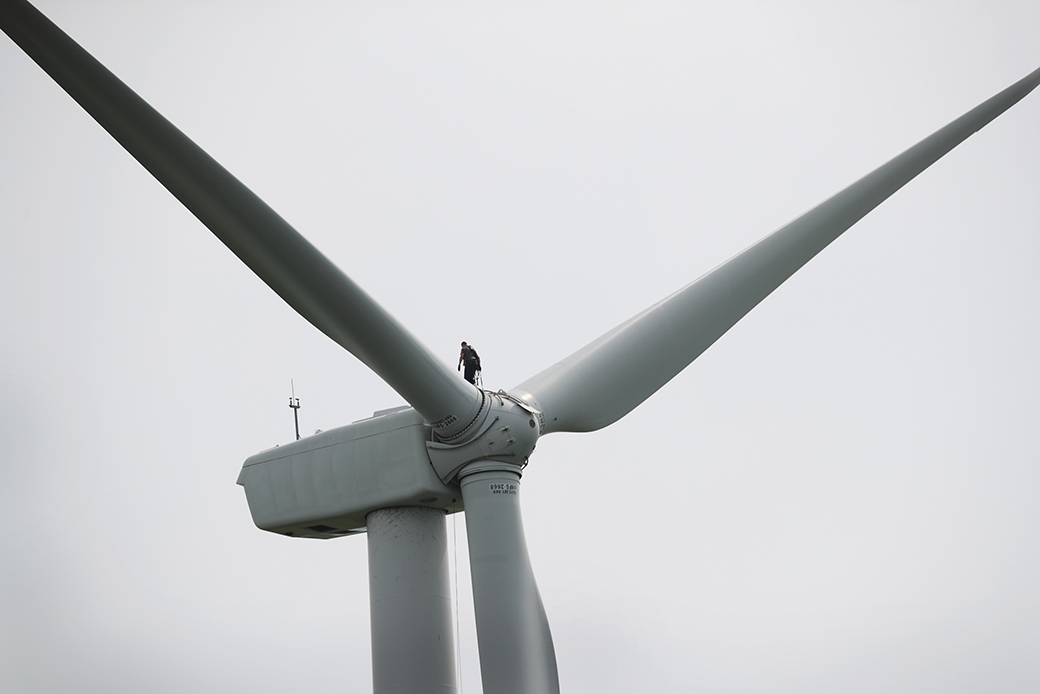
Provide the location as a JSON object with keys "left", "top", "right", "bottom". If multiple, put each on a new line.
{"left": 427, "top": 391, "right": 542, "bottom": 482}
{"left": 368, "top": 507, "right": 458, "bottom": 694}
{"left": 512, "top": 65, "right": 1040, "bottom": 435}
{"left": 6, "top": 2, "right": 1039, "bottom": 691}
{"left": 0, "top": 0, "right": 483, "bottom": 440}
{"left": 459, "top": 463, "right": 559, "bottom": 694}
{"left": 237, "top": 408, "right": 461, "bottom": 537}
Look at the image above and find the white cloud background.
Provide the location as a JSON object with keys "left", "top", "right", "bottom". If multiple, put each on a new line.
{"left": 1, "top": 1, "right": 1038, "bottom": 692}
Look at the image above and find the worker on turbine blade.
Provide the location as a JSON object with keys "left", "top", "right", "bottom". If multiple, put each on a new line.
{"left": 458, "top": 341, "right": 481, "bottom": 385}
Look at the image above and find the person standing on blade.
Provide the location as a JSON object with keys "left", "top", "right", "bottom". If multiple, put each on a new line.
{"left": 458, "top": 341, "right": 481, "bottom": 385}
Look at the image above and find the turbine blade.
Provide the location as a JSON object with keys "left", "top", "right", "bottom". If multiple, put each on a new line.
{"left": 513, "top": 66, "right": 1040, "bottom": 435}
{"left": 460, "top": 465, "right": 559, "bottom": 694}
{"left": 0, "top": 0, "right": 482, "bottom": 437}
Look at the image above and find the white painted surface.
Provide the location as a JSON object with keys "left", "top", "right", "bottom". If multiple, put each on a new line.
{"left": 1, "top": 2, "right": 1038, "bottom": 692}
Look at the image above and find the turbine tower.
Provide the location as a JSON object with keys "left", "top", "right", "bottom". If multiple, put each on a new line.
{"left": 2, "top": 2, "right": 1037, "bottom": 692}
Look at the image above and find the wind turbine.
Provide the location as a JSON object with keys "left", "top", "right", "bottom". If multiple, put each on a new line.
{"left": 3, "top": 2, "right": 1039, "bottom": 692}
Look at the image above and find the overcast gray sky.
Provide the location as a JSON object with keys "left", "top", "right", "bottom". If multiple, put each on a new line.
{"left": 2, "top": 1, "right": 1038, "bottom": 692}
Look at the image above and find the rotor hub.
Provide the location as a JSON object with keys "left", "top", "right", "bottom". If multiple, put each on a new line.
{"left": 426, "top": 391, "right": 541, "bottom": 483}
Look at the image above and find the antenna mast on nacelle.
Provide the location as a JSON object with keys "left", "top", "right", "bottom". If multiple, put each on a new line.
{"left": 289, "top": 380, "right": 301, "bottom": 441}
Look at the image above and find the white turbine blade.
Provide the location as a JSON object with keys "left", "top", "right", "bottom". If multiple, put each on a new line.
{"left": 0, "top": 0, "right": 482, "bottom": 437}
{"left": 512, "top": 66, "right": 1040, "bottom": 435}
{"left": 460, "top": 465, "right": 559, "bottom": 694}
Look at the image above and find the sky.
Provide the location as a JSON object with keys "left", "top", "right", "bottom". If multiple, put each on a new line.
{"left": 1, "top": 1, "right": 1038, "bottom": 692}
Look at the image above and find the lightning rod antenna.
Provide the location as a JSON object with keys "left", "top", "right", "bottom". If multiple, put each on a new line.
{"left": 289, "top": 379, "right": 301, "bottom": 441}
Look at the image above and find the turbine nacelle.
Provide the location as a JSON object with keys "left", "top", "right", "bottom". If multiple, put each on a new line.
{"left": 236, "top": 390, "right": 541, "bottom": 539}
{"left": 236, "top": 407, "right": 457, "bottom": 539}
